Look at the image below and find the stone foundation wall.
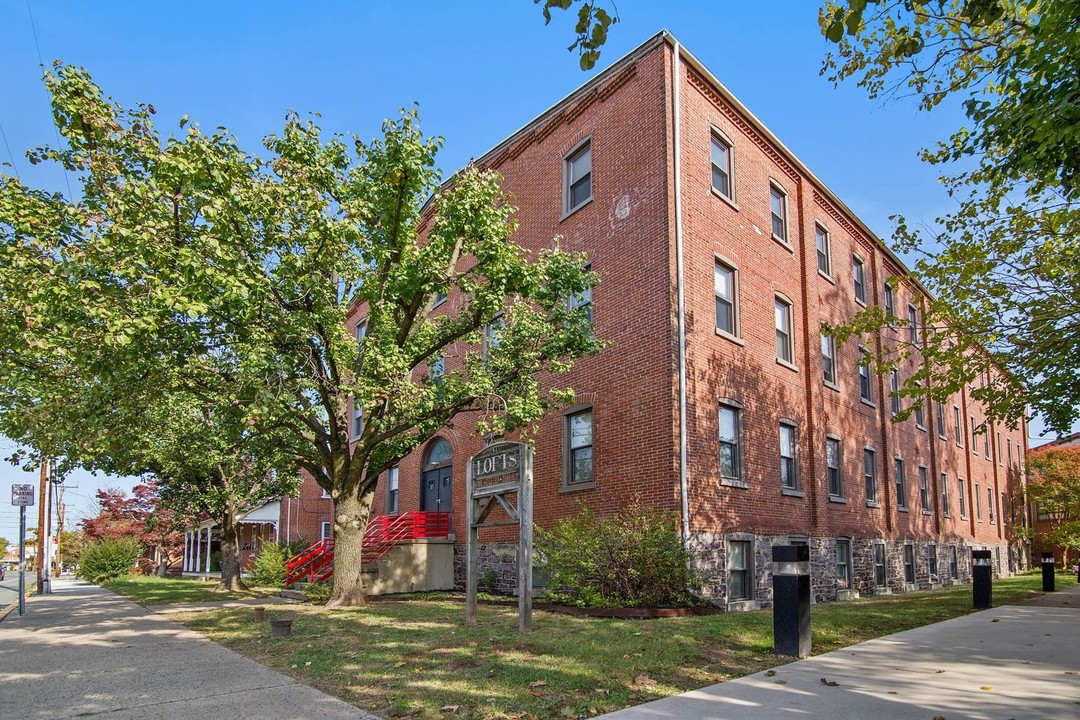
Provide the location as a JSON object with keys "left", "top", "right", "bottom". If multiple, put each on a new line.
{"left": 454, "top": 534, "right": 1017, "bottom": 607}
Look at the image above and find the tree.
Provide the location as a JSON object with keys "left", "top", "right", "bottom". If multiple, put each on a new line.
{"left": 0, "top": 537, "right": 10, "bottom": 555}
{"left": 819, "top": 0, "right": 1080, "bottom": 434}
{"left": 1027, "top": 446, "right": 1080, "bottom": 569}
{"left": 81, "top": 482, "right": 184, "bottom": 574}
{"left": 56, "top": 529, "right": 88, "bottom": 568}
{"left": 534, "top": 0, "right": 619, "bottom": 69}
{"left": 0, "top": 66, "right": 601, "bottom": 607}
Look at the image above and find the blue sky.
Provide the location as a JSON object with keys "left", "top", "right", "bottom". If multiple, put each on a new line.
{"left": 0, "top": 1, "right": 1058, "bottom": 542}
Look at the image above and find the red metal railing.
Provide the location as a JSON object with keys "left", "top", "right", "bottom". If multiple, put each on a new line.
{"left": 284, "top": 511, "right": 449, "bottom": 588}
{"left": 285, "top": 538, "right": 334, "bottom": 588}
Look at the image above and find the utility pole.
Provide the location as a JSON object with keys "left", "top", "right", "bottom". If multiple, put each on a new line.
{"left": 55, "top": 482, "right": 65, "bottom": 575}
{"left": 36, "top": 459, "right": 47, "bottom": 593}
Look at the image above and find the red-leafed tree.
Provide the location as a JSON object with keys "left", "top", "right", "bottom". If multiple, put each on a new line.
{"left": 1028, "top": 446, "right": 1080, "bottom": 571}
{"left": 81, "top": 480, "right": 186, "bottom": 575}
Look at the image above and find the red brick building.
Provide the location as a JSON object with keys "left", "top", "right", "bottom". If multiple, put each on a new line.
{"left": 270, "top": 32, "right": 1031, "bottom": 605}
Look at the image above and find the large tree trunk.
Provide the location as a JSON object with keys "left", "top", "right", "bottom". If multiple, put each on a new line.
{"left": 217, "top": 505, "right": 248, "bottom": 592}
{"left": 327, "top": 491, "right": 375, "bottom": 608}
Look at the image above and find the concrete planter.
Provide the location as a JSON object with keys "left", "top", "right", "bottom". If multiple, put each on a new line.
{"left": 269, "top": 618, "right": 293, "bottom": 638}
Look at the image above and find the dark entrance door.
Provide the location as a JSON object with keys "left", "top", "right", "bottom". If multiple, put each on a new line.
{"left": 421, "top": 465, "right": 452, "bottom": 514}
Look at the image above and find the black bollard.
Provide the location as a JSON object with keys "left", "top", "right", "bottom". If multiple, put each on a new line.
{"left": 772, "top": 545, "right": 811, "bottom": 658}
{"left": 972, "top": 549, "right": 992, "bottom": 609}
{"left": 1041, "top": 552, "right": 1056, "bottom": 592}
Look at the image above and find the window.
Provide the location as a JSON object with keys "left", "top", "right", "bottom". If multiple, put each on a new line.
{"left": 936, "top": 401, "right": 946, "bottom": 438}
{"left": 895, "top": 457, "right": 907, "bottom": 509}
{"left": 321, "top": 485, "right": 331, "bottom": 499}
{"left": 770, "top": 185, "right": 788, "bottom": 243}
{"left": 822, "top": 333, "right": 837, "bottom": 386}
{"left": 321, "top": 522, "right": 332, "bottom": 540}
{"left": 568, "top": 266, "right": 593, "bottom": 324}
{"left": 775, "top": 296, "right": 795, "bottom": 365}
{"left": 958, "top": 479, "right": 968, "bottom": 518}
{"left": 873, "top": 543, "right": 887, "bottom": 587}
{"left": 386, "top": 466, "right": 399, "bottom": 514}
{"left": 1007, "top": 438, "right": 1013, "bottom": 469}
{"left": 728, "top": 540, "right": 751, "bottom": 601}
{"left": 483, "top": 313, "right": 504, "bottom": 362}
{"left": 914, "top": 396, "right": 925, "bottom": 428}
{"left": 975, "top": 482, "right": 982, "bottom": 519}
{"left": 827, "top": 436, "right": 843, "bottom": 498}
{"left": 883, "top": 283, "right": 895, "bottom": 322}
{"left": 711, "top": 131, "right": 733, "bottom": 199}
{"left": 356, "top": 319, "right": 367, "bottom": 343}
{"left": 433, "top": 290, "right": 448, "bottom": 307}
{"left": 859, "top": 348, "right": 874, "bottom": 403}
{"left": 970, "top": 417, "right": 978, "bottom": 453}
{"left": 998, "top": 432, "right": 1003, "bottom": 465}
{"left": 852, "top": 255, "right": 866, "bottom": 304}
{"left": 353, "top": 400, "right": 363, "bottom": 439}
{"left": 983, "top": 429, "right": 990, "bottom": 459}
{"left": 429, "top": 356, "right": 445, "bottom": 390}
{"left": 919, "top": 466, "right": 930, "bottom": 512}
{"left": 988, "top": 487, "right": 996, "bottom": 523}
{"left": 836, "top": 539, "right": 851, "bottom": 589}
{"left": 564, "top": 139, "right": 592, "bottom": 214}
{"left": 954, "top": 406, "right": 963, "bottom": 446}
{"left": 864, "top": 448, "right": 878, "bottom": 504}
{"left": 565, "top": 407, "right": 594, "bottom": 486}
{"left": 908, "top": 304, "right": 919, "bottom": 345}
{"left": 950, "top": 546, "right": 959, "bottom": 578}
{"left": 779, "top": 422, "right": 799, "bottom": 490}
{"left": 928, "top": 544, "right": 938, "bottom": 579}
{"left": 718, "top": 402, "right": 743, "bottom": 484}
{"left": 941, "top": 472, "right": 951, "bottom": 516}
{"left": 903, "top": 544, "right": 915, "bottom": 584}
{"left": 714, "top": 260, "right": 738, "bottom": 336}
{"left": 890, "top": 370, "right": 901, "bottom": 416}
{"left": 816, "top": 225, "right": 831, "bottom": 276}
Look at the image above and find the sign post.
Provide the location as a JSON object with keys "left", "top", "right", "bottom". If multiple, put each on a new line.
{"left": 465, "top": 441, "right": 534, "bottom": 632}
{"left": 12, "top": 484, "right": 35, "bottom": 617}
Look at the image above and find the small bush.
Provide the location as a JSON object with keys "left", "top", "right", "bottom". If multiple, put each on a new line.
{"left": 303, "top": 580, "right": 332, "bottom": 604}
{"left": 79, "top": 537, "right": 143, "bottom": 584}
{"left": 536, "top": 502, "right": 703, "bottom": 608}
{"left": 251, "top": 542, "right": 294, "bottom": 587}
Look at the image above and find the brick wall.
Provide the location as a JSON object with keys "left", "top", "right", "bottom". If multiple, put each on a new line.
{"left": 284, "top": 35, "right": 1031, "bottom": 605}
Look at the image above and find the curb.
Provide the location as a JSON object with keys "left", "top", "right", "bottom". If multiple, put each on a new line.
{"left": 0, "top": 587, "right": 35, "bottom": 624}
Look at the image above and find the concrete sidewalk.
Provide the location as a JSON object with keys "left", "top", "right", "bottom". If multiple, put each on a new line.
{"left": 598, "top": 584, "right": 1080, "bottom": 720}
{"left": 0, "top": 578, "right": 377, "bottom": 720}
{"left": 2, "top": 578, "right": 1078, "bottom": 720}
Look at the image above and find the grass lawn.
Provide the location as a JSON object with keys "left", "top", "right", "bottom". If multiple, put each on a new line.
{"left": 104, "top": 575, "right": 280, "bottom": 605}
{"left": 145, "top": 572, "right": 1076, "bottom": 720}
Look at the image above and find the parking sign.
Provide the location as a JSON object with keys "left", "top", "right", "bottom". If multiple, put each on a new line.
{"left": 11, "top": 484, "right": 34, "bottom": 506}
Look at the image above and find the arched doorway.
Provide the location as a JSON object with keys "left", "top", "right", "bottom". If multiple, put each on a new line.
{"left": 421, "top": 438, "right": 453, "bottom": 515}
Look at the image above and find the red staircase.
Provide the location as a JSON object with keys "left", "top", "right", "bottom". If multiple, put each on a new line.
{"left": 285, "top": 538, "right": 335, "bottom": 588}
{"left": 284, "top": 511, "right": 450, "bottom": 588}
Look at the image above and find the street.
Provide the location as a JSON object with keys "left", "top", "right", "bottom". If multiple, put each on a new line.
{"left": 0, "top": 571, "right": 37, "bottom": 609}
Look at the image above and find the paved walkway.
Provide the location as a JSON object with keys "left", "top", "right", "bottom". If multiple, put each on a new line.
{"left": 598, "top": 583, "right": 1080, "bottom": 720}
{"left": 2, "top": 578, "right": 1078, "bottom": 720}
{"left": 0, "top": 578, "right": 377, "bottom": 720}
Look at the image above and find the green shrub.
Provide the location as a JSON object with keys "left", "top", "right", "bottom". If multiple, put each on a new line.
{"left": 78, "top": 537, "right": 143, "bottom": 584}
{"left": 535, "top": 502, "right": 702, "bottom": 608}
{"left": 250, "top": 542, "right": 294, "bottom": 587}
{"left": 303, "top": 580, "right": 332, "bottom": 604}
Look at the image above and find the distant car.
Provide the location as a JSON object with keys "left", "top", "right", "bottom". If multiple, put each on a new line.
{"left": 0, "top": 565, "right": 6, "bottom": 581}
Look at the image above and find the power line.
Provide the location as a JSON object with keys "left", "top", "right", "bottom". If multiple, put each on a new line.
{"left": 24, "top": 0, "right": 74, "bottom": 200}
{"left": 0, "top": 121, "right": 19, "bottom": 180}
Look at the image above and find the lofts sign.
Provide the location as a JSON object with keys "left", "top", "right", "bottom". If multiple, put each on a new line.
{"left": 465, "top": 441, "right": 534, "bottom": 632}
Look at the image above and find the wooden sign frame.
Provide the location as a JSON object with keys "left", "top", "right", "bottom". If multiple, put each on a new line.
{"left": 465, "top": 441, "right": 533, "bottom": 632}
